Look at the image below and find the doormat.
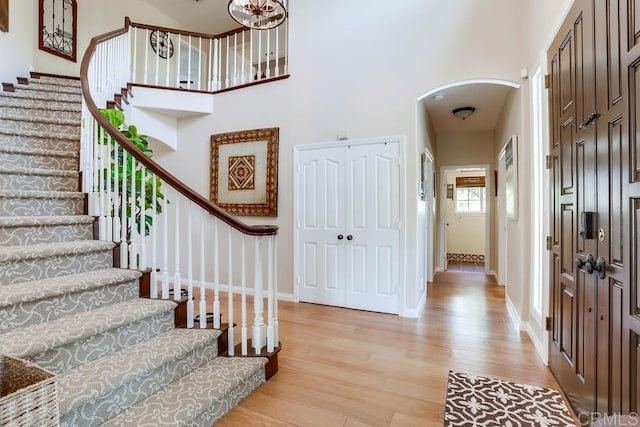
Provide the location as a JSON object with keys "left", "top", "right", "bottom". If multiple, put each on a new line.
{"left": 444, "top": 371, "right": 576, "bottom": 426}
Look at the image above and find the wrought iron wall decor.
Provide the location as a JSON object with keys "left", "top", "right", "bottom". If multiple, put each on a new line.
{"left": 39, "top": 0, "right": 77, "bottom": 62}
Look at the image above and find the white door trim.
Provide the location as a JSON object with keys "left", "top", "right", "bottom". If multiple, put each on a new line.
{"left": 438, "top": 164, "right": 492, "bottom": 273}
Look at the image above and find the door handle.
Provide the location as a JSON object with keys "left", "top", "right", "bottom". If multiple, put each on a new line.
{"left": 346, "top": 235, "right": 353, "bottom": 241}
{"left": 584, "top": 254, "right": 595, "bottom": 274}
{"left": 593, "top": 256, "right": 606, "bottom": 280}
{"left": 578, "top": 112, "right": 599, "bottom": 130}
{"left": 337, "top": 234, "right": 344, "bottom": 240}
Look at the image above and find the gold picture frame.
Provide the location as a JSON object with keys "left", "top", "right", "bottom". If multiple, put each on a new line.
{"left": 210, "top": 128, "right": 279, "bottom": 217}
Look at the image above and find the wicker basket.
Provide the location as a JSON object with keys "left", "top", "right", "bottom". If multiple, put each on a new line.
{"left": 0, "top": 355, "right": 58, "bottom": 427}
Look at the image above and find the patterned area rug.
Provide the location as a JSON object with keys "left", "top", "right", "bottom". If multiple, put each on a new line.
{"left": 444, "top": 371, "right": 576, "bottom": 426}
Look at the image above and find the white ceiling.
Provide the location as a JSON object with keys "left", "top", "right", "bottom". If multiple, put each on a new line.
{"left": 422, "top": 83, "right": 513, "bottom": 134}
{"left": 141, "top": 0, "right": 239, "bottom": 34}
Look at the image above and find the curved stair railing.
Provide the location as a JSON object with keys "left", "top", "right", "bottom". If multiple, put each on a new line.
{"left": 80, "top": 20, "right": 280, "bottom": 357}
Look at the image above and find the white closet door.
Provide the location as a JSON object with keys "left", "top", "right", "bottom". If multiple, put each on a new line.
{"left": 297, "top": 146, "right": 346, "bottom": 307}
{"left": 296, "top": 141, "right": 401, "bottom": 314}
{"left": 344, "top": 142, "right": 400, "bottom": 314}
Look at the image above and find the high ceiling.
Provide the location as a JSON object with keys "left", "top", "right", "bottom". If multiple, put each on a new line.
{"left": 422, "top": 83, "right": 513, "bottom": 134}
{"left": 141, "top": 0, "right": 239, "bottom": 34}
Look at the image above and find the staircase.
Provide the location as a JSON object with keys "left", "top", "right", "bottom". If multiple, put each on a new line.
{"left": 0, "top": 75, "right": 266, "bottom": 426}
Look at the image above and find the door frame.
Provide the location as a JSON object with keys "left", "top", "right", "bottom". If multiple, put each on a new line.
{"left": 438, "top": 164, "right": 492, "bottom": 274}
{"left": 423, "top": 149, "right": 435, "bottom": 283}
{"left": 293, "top": 135, "right": 406, "bottom": 312}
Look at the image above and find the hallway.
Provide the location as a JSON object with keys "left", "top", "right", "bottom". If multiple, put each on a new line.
{"left": 217, "top": 272, "right": 563, "bottom": 426}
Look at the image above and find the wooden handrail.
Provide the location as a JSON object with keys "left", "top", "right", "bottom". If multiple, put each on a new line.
{"left": 80, "top": 22, "right": 278, "bottom": 237}
{"left": 127, "top": 17, "right": 249, "bottom": 42}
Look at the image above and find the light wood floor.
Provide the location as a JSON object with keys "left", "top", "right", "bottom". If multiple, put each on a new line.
{"left": 216, "top": 271, "right": 562, "bottom": 426}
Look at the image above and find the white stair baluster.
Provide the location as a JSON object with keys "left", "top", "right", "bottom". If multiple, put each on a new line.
{"left": 199, "top": 210, "right": 207, "bottom": 329}
{"left": 225, "top": 36, "right": 230, "bottom": 88}
{"left": 253, "top": 237, "right": 265, "bottom": 354}
{"left": 233, "top": 32, "right": 238, "bottom": 86}
{"left": 161, "top": 187, "right": 170, "bottom": 299}
{"left": 241, "top": 235, "right": 247, "bottom": 355}
{"left": 187, "top": 35, "right": 192, "bottom": 89}
{"left": 119, "top": 145, "right": 128, "bottom": 268}
{"left": 139, "top": 167, "right": 147, "bottom": 269}
{"left": 227, "top": 228, "right": 235, "bottom": 355}
{"left": 241, "top": 30, "right": 246, "bottom": 84}
{"left": 129, "top": 156, "right": 137, "bottom": 270}
{"left": 187, "top": 201, "right": 194, "bottom": 328}
{"left": 165, "top": 32, "right": 171, "bottom": 86}
{"left": 213, "top": 218, "right": 221, "bottom": 329}
{"left": 266, "top": 28, "right": 271, "bottom": 78}
{"left": 144, "top": 28, "right": 149, "bottom": 84}
{"left": 150, "top": 173, "right": 158, "bottom": 298}
{"left": 173, "top": 193, "right": 181, "bottom": 300}
{"left": 98, "top": 125, "right": 106, "bottom": 240}
{"left": 275, "top": 25, "right": 280, "bottom": 77}
{"left": 176, "top": 34, "right": 182, "bottom": 87}
{"left": 112, "top": 144, "right": 121, "bottom": 245}
{"left": 197, "top": 37, "right": 202, "bottom": 90}
{"left": 266, "top": 235, "right": 275, "bottom": 352}
{"left": 131, "top": 27, "right": 138, "bottom": 83}
{"left": 274, "top": 237, "right": 279, "bottom": 345}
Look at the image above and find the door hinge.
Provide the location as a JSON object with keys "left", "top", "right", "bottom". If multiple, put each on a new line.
{"left": 544, "top": 74, "right": 550, "bottom": 89}
{"left": 545, "top": 155, "right": 552, "bottom": 170}
{"left": 545, "top": 316, "right": 552, "bottom": 331}
{"left": 546, "top": 236, "right": 552, "bottom": 250}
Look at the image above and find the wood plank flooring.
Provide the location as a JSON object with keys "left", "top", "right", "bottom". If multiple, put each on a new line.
{"left": 216, "top": 271, "right": 563, "bottom": 426}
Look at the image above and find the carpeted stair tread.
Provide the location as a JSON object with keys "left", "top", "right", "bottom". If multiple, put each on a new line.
{"left": 0, "top": 268, "right": 139, "bottom": 308}
{"left": 0, "top": 145, "right": 78, "bottom": 158}
{"left": 0, "top": 165, "right": 79, "bottom": 177}
{"left": 0, "top": 298, "right": 176, "bottom": 360}
{"left": 0, "top": 268, "right": 141, "bottom": 332}
{"left": 0, "top": 97, "right": 82, "bottom": 113}
{"left": 13, "top": 83, "right": 81, "bottom": 95}
{"left": 0, "top": 89, "right": 82, "bottom": 103}
{"left": 56, "top": 329, "right": 220, "bottom": 425}
{"left": 0, "top": 111, "right": 80, "bottom": 127}
{"left": 0, "top": 215, "right": 93, "bottom": 228}
{"left": 102, "top": 357, "right": 267, "bottom": 427}
{"left": 0, "top": 189, "right": 84, "bottom": 199}
{"left": 30, "top": 76, "right": 82, "bottom": 87}
{"left": 0, "top": 126, "right": 79, "bottom": 142}
{"left": 0, "top": 240, "right": 113, "bottom": 263}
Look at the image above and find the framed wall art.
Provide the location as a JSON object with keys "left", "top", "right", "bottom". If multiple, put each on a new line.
{"left": 210, "top": 127, "right": 279, "bottom": 216}
{"left": 504, "top": 135, "right": 518, "bottom": 220}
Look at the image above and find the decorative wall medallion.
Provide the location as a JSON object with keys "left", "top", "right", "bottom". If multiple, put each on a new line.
{"left": 211, "top": 128, "right": 279, "bottom": 217}
{"left": 39, "top": 0, "right": 77, "bottom": 62}
{"left": 150, "top": 30, "right": 174, "bottom": 59}
{"left": 228, "top": 156, "right": 256, "bottom": 190}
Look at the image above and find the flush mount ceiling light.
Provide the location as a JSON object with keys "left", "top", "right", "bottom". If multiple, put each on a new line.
{"left": 228, "top": 0, "right": 287, "bottom": 30}
{"left": 452, "top": 106, "right": 476, "bottom": 120}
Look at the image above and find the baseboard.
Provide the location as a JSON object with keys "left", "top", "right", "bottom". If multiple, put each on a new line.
{"left": 404, "top": 290, "right": 427, "bottom": 318}
{"left": 486, "top": 270, "right": 497, "bottom": 277}
{"left": 505, "top": 296, "right": 523, "bottom": 330}
{"left": 523, "top": 321, "right": 547, "bottom": 365}
{"left": 163, "top": 279, "right": 295, "bottom": 302}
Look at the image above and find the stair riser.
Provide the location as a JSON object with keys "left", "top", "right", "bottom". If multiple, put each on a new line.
{"left": 0, "top": 108, "right": 80, "bottom": 123}
{"left": 0, "top": 249, "right": 113, "bottom": 285}
{"left": 0, "top": 173, "right": 79, "bottom": 192}
{"left": 0, "top": 135, "right": 79, "bottom": 152}
{"left": 60, "top": 344, "right": 218, "bottom": 427}
{"left": 0, "top": 120, "right": 80, "bottom": 138}
{"left": 0, "top": 222, "right": 93, "bottom": 246}
{"left": 29, "top": 312, "right": 176, "bottom": 374}
{"left": 196, "top": 368, "right": 266, "bottom": 426}
{"left": 0, "top": 97, "right": 81, "bottom": 114}
{"left": 0, "top": 152, "right": 78, "bottom": 172}
{"left": 0, "top": 280, "right": 138, "bottom": 333}
{"left": 0, "top": 196, "right": 84, "bottom": 216}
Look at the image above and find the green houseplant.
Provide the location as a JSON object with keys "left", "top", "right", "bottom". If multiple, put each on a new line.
{"left": 99, "top": 108, "right": 166, "bottom": 238}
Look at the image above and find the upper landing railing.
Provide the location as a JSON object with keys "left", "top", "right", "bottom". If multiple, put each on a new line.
{"left": 128, "top": 17, "right": 289, "bottom": 92}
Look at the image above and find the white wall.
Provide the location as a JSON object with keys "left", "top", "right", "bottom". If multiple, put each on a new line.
{"left": 0, "top": 0, "right": 35, "bottom": 83}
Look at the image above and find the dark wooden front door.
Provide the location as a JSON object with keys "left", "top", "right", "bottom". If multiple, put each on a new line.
{"left": 548, "top": 0, "right": 628, "bottom": 418}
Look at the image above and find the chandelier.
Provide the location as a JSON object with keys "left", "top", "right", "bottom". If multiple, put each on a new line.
{"left": 228, "top": 0, "right": 287, "bottom": 30}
